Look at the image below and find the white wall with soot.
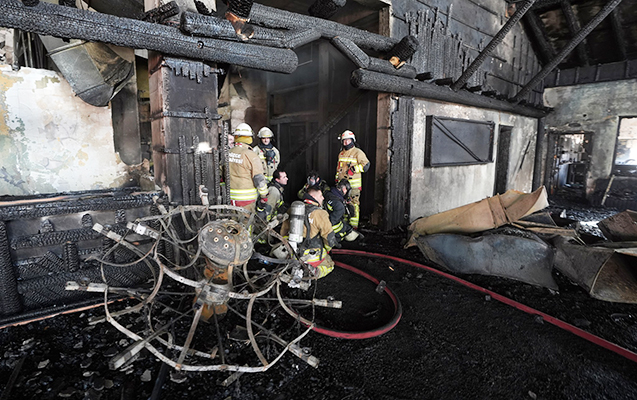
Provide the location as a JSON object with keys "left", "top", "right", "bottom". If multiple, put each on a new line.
{"left": 409, "top": 99, "right": 538, "bottom": 221}
{"left": 0, "top": 65, "right": 128, "bottom": 196}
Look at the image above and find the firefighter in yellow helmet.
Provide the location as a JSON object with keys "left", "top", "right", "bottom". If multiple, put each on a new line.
{"left": 229, "top": 123, "right": 269, "bottom": 215}
{"left": 253, "top": 127, "right": 280, "bottom": 182}
{"left": 335, "top": 130, "right": 370, "bottom": 229}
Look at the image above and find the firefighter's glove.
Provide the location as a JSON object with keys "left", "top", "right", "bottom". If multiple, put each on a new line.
{"left": 256, "top": 198, "right": 270, "bottom": 219}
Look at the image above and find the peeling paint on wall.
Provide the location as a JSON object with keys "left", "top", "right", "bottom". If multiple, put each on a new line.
{"left": 0, "top": 65, "right": 127, "bottom": 196}
{"left": 410, "top": 99, "right": 537, "bottom": 221}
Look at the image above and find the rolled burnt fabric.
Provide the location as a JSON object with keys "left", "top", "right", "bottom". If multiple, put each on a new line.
{"left": 386, "top": 35, "right": 419, "bottom": 69}
{"left": 308, "top": 0, "right": 346, "bottom": 19}
{"left": 228, "top": 0, "right": 253, "bottom": 19}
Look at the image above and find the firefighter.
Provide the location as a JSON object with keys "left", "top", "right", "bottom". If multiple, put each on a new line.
{"left": 229, "top": 123, "right": 269, "bottom": 216}
{"left": 297, "top": 170, "right": 330, "bottom": 199}
{"left": 280, "top": 186, "right": 337, "bottom": 279}
{"left": 335, "top": 130, "right": 370, "bottom": 229}
{"left": 253, "top": 127, "right": 280, "bottom": 182}
{"left": 325, "top": 179, "right": 361, "bottom": 243}
{"left": 266, "top": 169, "right": 288, "bottom": 220}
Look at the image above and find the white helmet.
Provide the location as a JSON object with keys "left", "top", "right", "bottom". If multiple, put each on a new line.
{"left": 234, "top": 123, "right": 253, "bottom": 137}
{"left": 340, "top": 130, "right": 356, "bottom": 142}
{"left": 257, "top": 127, "right": 274, "bottom": 138}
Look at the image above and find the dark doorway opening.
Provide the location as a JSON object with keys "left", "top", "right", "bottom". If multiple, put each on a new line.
{"left": 546, "top": 131, "right": 593, "bottom": 201}
{"left": 494, "top": 125, "right": 513, "bottom": 195}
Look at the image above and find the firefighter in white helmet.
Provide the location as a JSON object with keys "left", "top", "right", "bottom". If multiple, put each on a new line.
{"left": 253, "top": 127, "right": 280, "bottom": 182}
{"left": 335, "top": 130, "right": 370, "bottom": 229}
{"left": 229, "top": 123, "right": 269, "bottom": 215}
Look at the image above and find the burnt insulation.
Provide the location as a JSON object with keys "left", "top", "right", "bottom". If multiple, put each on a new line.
{"left": 141, "top": 1, "right": 179, "bottom": 23}
{"left": 249, "top": 3, "right": 398, "bottom": 52}
{"left": 181, "top": 12, "right": 320, "bottom": 49}
{"left": 10, "top": 228, "right": 101, "bottom": 250}
{"left": 39, "top": 251, "right": 66, "bottom": 274}
{"left": 308, "top": 0, "right": 346, "bottom": 19}
{"left": 63, "top": 241, "right": 80, "bottom": 272}
{"left": 331, "top": 36, "right": 417, "bottom": 79}
{"left": 350, "top": 69, "right": 547, "bottom": 118}
{"left": 0, "top": 192, "right": 156, "bottom": 221}
{"left": 228, "top": 0, "right": 253, "bottom": 19}
{"left": 17, "top": 261, "right": 153, "bottom": 310}
{"left": 0, "top": 222, "right": 21, "bottom": 316}
{"left": 386, "top": 35, "right": 419, "bottom": 65}
{"left": 81, "top": 213, "right": 93, "bottom": 228}
{"left": 0, "top": 0, "right": 298, "bottom": 74}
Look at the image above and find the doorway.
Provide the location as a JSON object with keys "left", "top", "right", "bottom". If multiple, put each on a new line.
{"left": 546, "top": 131, "right": 593, "bottom": 201}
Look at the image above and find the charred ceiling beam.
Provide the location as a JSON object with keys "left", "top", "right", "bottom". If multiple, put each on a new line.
{"left": 544, "top": 59, "right": 637, "bottom": 87}
{"left": 450, "top": 0, "right": 537, "bottom": 92}
{"left": 530, "top": 0, "right": 562, "bottom": 11}
{"left": 350, "top": 69, "right": 547, "bottom": 118}
{"left": 0, "top": 0, "right": 298, "bottom": 74}
{"left": 180, "top": 11, "right": 320, "bottom": 49}
{"left": 513, "top": 0, "right": 624, "bottom": 103}
{"left": 331, "top": 36, "right": 417, "bottom": 79}
{"left": 248, "top": 3, "right": 399, "bottom": 52}
{"left": 609, "top": 8, "right": 627, "bottom": 60}
{"left": 561, "top": 0, "right": 589, "bottom": 66}
{"left": 523, "top": 10, "right": 556, "bottom": 65}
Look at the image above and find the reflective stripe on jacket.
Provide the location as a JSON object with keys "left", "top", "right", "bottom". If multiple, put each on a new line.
{"left": 336, "top": 147, "right": 369, "bottom": 189}
{"left": 229, "top": 143, "right": 268, "bottom": 201}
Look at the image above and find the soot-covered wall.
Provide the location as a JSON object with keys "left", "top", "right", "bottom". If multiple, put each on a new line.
{"left": 0, "top": 65, "right": 128, "bottom": 196}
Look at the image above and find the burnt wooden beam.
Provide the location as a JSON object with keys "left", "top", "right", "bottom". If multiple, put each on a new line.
{"left": 523, "top": 11, "right": 556, "bottom": 64}
{"left": 609, "top": 8, "right": 627, "bottom": 60}
{"left": 531, "top": 0, "right": 563, "bottom": 9}
{"left": 561, "top": 0, "right": 589, "bottom": 66}
{"left": 513, "top": 0, "right": 624, "bottom": 103}
{"left": 451, "top": 0, "right": 537, "bottom": 91}
{"left": 249, "top": 2, "right": 399, "bottom": 52}
{"left": 350, "top": 69, "right": 547, "bottom": 118}
{"left": 0, "top": 0, "right": 298, "bottom": 74}
{"left": 544, "top": 59, "right": 637, "bottom": 87}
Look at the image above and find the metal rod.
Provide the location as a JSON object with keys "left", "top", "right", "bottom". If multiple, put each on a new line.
{"left": 451, "top": 0, "right": 537, "bottom": 91}
{"left": 512, "top": 0, "right": 624, "bottom": 103}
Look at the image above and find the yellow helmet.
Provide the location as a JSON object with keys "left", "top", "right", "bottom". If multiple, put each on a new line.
{"left": 339, "top": 130, "right": 356, "bottom": 142}
{"left": 233, "top": 123, "right": 253, "bottom": 137}
{"left": 257, "top": 127, "right": 274, "bottom": 138}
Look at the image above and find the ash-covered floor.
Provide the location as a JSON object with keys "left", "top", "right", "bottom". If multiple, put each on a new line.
{"left": 1, "top": 201, "right": 637, "bottom": 400}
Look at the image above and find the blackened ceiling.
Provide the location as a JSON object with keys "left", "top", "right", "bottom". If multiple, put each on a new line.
{"left": 522, "top": 0, "right": 637, "bottom": 69}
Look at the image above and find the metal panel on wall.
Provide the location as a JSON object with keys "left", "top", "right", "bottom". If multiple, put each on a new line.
{"left": 425, "top": 116, "right": 495, "bottom": 167}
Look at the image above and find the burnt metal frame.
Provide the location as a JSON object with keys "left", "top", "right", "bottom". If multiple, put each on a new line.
{"left": 424, "top": 116, "right": 495, "bottom": 167}
{"left": 512, "top": 0, "right": 624, "bottom": 103}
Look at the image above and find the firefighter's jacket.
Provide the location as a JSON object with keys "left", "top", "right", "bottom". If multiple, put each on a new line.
{"left": 266, "top": 181, "right": 286, "bottom": 220}
{"left": 229, "top": 142, "right": 268, "bottom": 202}
{"left": 253, "top": 144, "right": 280, "bottom": 182}
{"left": 324, "top": 188, "right": 352, "bottom": 241}
{"left": 336, "top": 146, "right": 370, "bottom": 189}
{"left": 281, "top": 197, "right": 337, "bottom": 257}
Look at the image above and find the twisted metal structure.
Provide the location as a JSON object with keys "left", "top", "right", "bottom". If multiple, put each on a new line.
{"left": 66, "top": 203, "right": 342, "bottom": 377}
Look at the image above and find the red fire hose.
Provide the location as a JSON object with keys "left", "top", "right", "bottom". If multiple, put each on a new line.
{"left": 298, "top": 261, "right": 403, "bottom": 339}
{"left": 332, "top": 249, "right": 637, "bottom": 363}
